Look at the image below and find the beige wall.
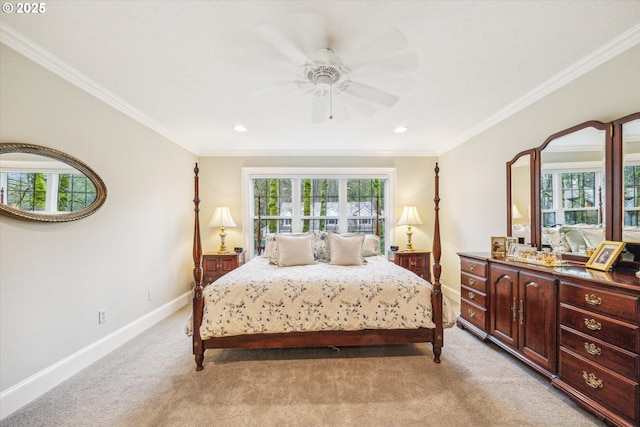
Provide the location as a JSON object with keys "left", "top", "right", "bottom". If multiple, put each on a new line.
{"left": 438, "top": 43, "right": 640, "bottom": 293}
{"left": 197, "top": 156, "right": 440, "bottom": 258}
{"left": 0, "top": 45, "right": 196, "bottom": 393}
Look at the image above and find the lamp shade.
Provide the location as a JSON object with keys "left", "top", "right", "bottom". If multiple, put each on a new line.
{"left": 397, "top": 206, "right": 423, "bottom": 226}
{"left": 512, "top": 204, "right": 523, "bottom": 219}
{"left": 209, "top": 207, "right": 236, "bottom": 228}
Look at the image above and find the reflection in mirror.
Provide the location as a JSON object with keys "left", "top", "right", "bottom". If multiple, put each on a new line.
{"left": 539, "top": 125, "right": 606, "bottom": 254}
{"left": 509, "top": 153, "right": 531, "bottom": 244}
{"left": 0, "top": 143, "right": 107, "bottom": 222}
{"left": 622, "top": 118, "right": 640, "bottom": 244}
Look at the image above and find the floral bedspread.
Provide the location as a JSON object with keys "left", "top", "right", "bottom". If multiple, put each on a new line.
{"left": 192, "top": 255, "right": 456, "bottom": 340}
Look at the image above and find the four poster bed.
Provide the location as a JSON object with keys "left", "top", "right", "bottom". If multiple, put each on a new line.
{"left": 189, "top": 163, "right": 454, "bottom": 371}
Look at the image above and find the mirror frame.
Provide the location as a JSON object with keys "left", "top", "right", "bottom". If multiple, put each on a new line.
{"left": 0, "top": 143, "right": 107, "bottom": 222}
{"left": 507, "top": 149, "right": 536, "bottom": 246}
{"left": 612, "top": 112, "right": 640, "bottom": 242}
{"left": 533, "top": 120, "right": 611, "bottom": 249}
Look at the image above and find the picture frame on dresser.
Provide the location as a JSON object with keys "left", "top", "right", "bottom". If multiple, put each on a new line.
{"left": 490, "top": 236, "right": 506, "bottom": 257}
{"left": 585, "top": 240, "right": 626, "bottom": 271}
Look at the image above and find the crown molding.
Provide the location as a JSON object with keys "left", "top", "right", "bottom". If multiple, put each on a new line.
{"left": 0, "top": 22, "right": 199, "bottom": 155}
{"left": 443, "top": 23, "right": 640, "bottom": 156}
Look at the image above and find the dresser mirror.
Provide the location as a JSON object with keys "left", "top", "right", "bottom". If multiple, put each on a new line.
{"left": 0, "top": 143, "right": 107, "bottom": 222}
{"left": 616, "top": 113, "right": 640, "bottom": 262}
{"left": 507, "top": 150, "right": 534, "bottom": 245}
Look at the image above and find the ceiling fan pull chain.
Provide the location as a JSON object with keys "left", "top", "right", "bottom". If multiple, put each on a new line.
{"left": 329, "top": 80, "right": 334, "bottom": 120}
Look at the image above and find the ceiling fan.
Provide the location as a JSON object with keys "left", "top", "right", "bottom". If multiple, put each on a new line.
{"left": 253, "top": 14, "right": 418, "bottom": 122}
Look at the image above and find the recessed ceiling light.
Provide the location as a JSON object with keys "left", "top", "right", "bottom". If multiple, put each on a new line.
{"left": 233, "top": 125, "right": 247, "bottom": 132}
{"left": 394, "top": 126, "right": 408, "bottom": 133}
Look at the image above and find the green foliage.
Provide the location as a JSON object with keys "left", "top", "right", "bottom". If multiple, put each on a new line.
{"left": 268, "top": 180, "right": 278, "bottom": 233}
{"left": 302, "top": 179, "right": 311, "bottom": 232}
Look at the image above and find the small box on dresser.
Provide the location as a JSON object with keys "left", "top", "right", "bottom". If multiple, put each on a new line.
{"left": 457, "top": 253, "right": 489, "bottom": 339}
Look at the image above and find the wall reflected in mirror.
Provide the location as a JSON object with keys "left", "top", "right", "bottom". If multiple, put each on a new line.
{"left": 510, "top": 154, "right": 531, "bottom": 244}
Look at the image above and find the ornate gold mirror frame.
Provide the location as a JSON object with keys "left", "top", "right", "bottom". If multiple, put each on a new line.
{"left": 0, "top": 143, "right": 107, "bottom": 222}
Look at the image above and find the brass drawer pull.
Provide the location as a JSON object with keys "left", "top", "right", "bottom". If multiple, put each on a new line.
{"left": 468, "top": 278, "right": 476, "bottom": 286}
{"left": 468, "top": 309, "right": 476, "bottom": 318}
{"left": 584, "top": 342, "right": 602, "bottom": 356}
{"left": 468, "top": 291, "right": 476, "bottom": 300}
{"left": 584, "top": 318, "right": 602, "bottom": 331}
{"left": 469, "top": 264, "right": 475, "bottom": 271}
{"left": 584, "top": 294, "right": 602, "bottom": 306}
{"left": 582, "top": 371, "right": 603, "bottom": 389}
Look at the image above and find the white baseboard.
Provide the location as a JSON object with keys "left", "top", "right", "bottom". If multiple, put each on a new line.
{"left": 441, "top": 283, "right": 461, "bottom": 316}
{"left": 0, "top": 291, "right": 191, "bottom": 420}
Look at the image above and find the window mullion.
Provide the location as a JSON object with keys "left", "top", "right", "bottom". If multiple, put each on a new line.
{"left": 291, "top": 178, "right": 302, "bottom": 233}
{"left": 338, "top": 179, "right": 348, "bottom": 233}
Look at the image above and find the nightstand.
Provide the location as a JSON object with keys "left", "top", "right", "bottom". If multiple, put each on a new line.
{"left": 393, "top": 250, "right": 431, "bottom": 281}
{"left": 202, "top": 252, "right": 244, "bottom": 285}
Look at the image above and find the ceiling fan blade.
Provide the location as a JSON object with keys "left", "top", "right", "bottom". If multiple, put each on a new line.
{"left": 349, "top": 52, "right": 418, "bottom": 78}
{"left": 346, "top": 81, "right": 400, "bottom": 108}
{"left": 344, "top": 29, "right": 413, "bottom": 69}
{"left": 254, "top": 23, "right": 309, "bottom": 65}
{"left": 338, "top": 91, "right": 380, "bottom": 117}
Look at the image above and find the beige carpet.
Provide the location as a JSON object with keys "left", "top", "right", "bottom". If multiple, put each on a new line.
{"left": 2, "top": 306, "right": 605, "bottom": 427}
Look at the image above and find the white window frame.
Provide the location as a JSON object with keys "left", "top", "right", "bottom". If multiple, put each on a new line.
{"left": 242, "top": 167, "right": 396, "bottom": 259}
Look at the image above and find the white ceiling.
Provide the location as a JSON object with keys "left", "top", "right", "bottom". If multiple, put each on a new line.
{"left": 1, "top": 1, "right": 639, "bottom": 157}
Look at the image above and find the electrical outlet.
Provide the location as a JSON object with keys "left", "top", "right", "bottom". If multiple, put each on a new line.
{"left": 147, "top": 289, "right": 153, "bottom": 301}
{"left": 98, "top": 309, "right": 107, "bottom": 324}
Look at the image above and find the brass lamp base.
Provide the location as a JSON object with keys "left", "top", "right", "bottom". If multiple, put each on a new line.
{"left": 405, "top": 225, "right": 415, "bottom": 251}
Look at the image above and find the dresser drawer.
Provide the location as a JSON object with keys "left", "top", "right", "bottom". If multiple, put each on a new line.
{"left": 461, "top": 284, "right": 486, "bottom": 308}
{"left": 559, "top": 348, "right": 639, "bottom": 423}
{"left": 560, "top": 325, "right": 638, "bottom": 379}
{"left": 460, "top": 258, "right": 486, "bottom": 277}
{"left": 560, "top": 304, "right": 639, "bottom": 353}
{"left": 560, "top": 281, "right": 639, "bottom": 323}
{"left": 461, "top": 272, "right": 487, "bottom": 293}
{"left": 460, "top": 299, "right": 487, "bottom": 331}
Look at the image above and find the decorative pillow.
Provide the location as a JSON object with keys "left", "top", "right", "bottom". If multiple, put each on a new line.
{"left": 274, "top": 234, "right": 315, "bottom": 267}
{"left": 622, "top": 228, "right": 640, "bottom": 244}
{"left": 262, "top": 234, "right": 276, "bottom": 258}
{"left": 361, "top": 234, "right": 381, "bottom": 257}
{"left": 580, "top": 227, "right": 605, "bottom": 248}
{"left": 313, "top": 231, "right": 330, "bottom": 261}
{"left": 328, "top": 232, "right": 365, "bottom": 266}
{"left": 559, "top": 226, "right": 587, "bottom": 253}
{"left": 541, "top": 228, "right": 572, "bottom": 252}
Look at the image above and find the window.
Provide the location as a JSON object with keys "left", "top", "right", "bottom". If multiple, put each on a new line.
{"left": 1, "top": 171, "right": 96, "bottom": 213}
{"left": 244, "top": 168, "right": 395, "bottom": 257}
{"left": 541, "top": 170, "right": 603, "bottom": 227}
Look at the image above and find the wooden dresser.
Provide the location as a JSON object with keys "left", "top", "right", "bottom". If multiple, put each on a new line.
{"left": 202, "top": 252, "right": 244, "bottom": 285}
{"left": 458, "top": 252, "right": 639, "bottom": 427}
{"left": 393, "top": 250, "right": 431, "bottom": 281}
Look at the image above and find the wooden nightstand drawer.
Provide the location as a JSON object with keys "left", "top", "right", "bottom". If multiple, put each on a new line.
{"left": 461, "top": 272, "right": 487, "bottom": 293}
{"left": 394, "top": 251, "right": 431, "bottom": 282}
{"left": 560, "top": 325, "right": 638, "bottom": 379}
{"left": 461, "top": 299, "right": 487, "bottom": 331}
{"left": 202, "top": 252, "right": 243, "bottom": 285}
{"left": 560, "top": 281, "right": 639, "bottom": 323}
{"left": 460, "top": 258, "right": 486, "bottom": 277}
{"left": 461, "top": 284, "right": 486, "bottom": 308}
{"left": 559, "top": 348, "right": 638, "bottom": 423}
{"left": 560, "top": 304, "right": 639, "bottom": 353}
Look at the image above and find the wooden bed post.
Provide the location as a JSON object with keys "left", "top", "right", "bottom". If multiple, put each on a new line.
{"left": 431, "top": 163, "right": 443, "bottom": 362}
{"left": 192, "top": 163, "right": 205, "bottom": 371}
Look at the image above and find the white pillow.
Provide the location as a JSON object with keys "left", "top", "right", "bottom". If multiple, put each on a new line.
{"left": 274, "top": 234, "right": 315, "bottom": 267}
{"left": 328, "top": 233, "right": 364, "bottom": 266}
{"left": 361, "top": 234, "right": 380, "bottom": 257}
{"left": 580, "top": 227, "right": 605, "bottom": 248}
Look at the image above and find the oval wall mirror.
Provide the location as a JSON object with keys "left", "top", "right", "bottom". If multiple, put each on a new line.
{"left": 0, "top": 143, "right": 107, "bottom": 222}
